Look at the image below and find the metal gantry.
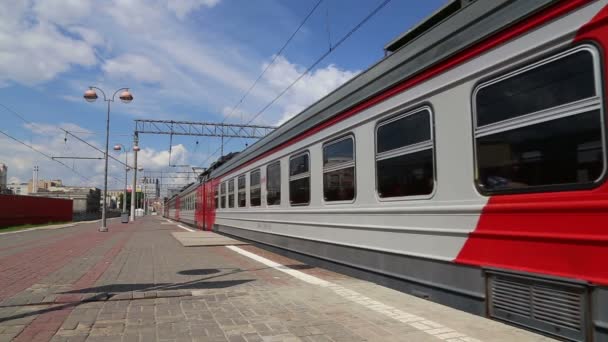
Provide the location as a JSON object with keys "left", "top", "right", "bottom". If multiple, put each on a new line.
{"left": 133, "top": 119, "right": 277, "bottom": 168}
{"left": 134, "top": 119, "right": 276, "bottom": 139}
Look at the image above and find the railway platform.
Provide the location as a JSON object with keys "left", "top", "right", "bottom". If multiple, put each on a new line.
{"left": 0, "top": 216, "right": 555, "bottom": 342}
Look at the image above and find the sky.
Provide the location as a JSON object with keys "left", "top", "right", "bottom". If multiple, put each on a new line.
{"left": 0, "top": 0, "right": 447, "bottom": 194}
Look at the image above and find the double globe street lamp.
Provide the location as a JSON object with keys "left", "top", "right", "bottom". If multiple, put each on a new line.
{"left": 84, "top": 87, "right": 133, "bottom": 232}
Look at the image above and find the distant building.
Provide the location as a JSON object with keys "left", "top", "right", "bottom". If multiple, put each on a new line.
{"left": 7, "top": 182, "right": 29, "bottom": 195}
{"left": 0, "top": 164, "right": 7, "bottom": 192}
{"left": 28, "top": 179, "right": 63, "bottom": 194}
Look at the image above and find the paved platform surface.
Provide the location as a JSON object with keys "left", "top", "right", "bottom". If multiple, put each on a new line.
{"left": 171, "top": 230, "right": 249, "bottom": 247}
{"left": 0, "top": 216, "right": 555, "bottom": 342}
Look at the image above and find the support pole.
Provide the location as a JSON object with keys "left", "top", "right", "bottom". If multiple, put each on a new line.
{"left": 122, "top": 153, "right": 128, "bottom": 214}
{"left": 130, "top": 132, "right": 139, "bottom": 222}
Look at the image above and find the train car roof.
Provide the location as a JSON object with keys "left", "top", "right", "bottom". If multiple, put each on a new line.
{"left": 210, "top": 0, "right": 558, "bottom": 179}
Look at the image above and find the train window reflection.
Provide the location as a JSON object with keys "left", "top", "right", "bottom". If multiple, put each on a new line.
{"left": 220, "top": 182, "right": 226, "bottom": 209}
{"left": 289, "top": 152, "right": 310, "bottom": 205}
{"left": 323, "top": 136, "right": 355, "bottom": 202}
{"left": 376, "top": 108, "right": 435, "bottom": 198}
{"left": 477, "top": 111, "right": 604, "bottom": 191}
{"left": 289, "top": 153, "right": 309, "bottom": 176}
{"left": 266, "top": 162, "right": 281, "bottom": 206}
{"left": 476, "top": 50, "right": 595, "bottom": 127}
{"left": 228, "top": 179, "right": 235, "bottom": 208}
{"left": 237, "top": 175, "right": 246, "bottom": 208}
{"left": 250, "top": 170, "right": 261, "bottom": 207}
{"left": 474, "top": 46, "right": 605, "bottom": 193}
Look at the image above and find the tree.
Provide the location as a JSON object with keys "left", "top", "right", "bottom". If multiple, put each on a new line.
{"left": 117, "top": 192, "right": 144, "bottom": 213}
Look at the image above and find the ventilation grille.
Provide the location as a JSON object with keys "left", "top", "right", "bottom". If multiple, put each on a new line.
{"left": 488, "top": 272, "right": 588, "bottom": 341}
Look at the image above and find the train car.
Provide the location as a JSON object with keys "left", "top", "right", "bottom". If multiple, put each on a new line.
{"left": 165, "top": 195, "right": 179, "bottom": 221}
{"left": 166, "top": 1, "right": 608, "bottom": 340}
{"left": 175, "top": 183, "right": 198, "bottom": 226}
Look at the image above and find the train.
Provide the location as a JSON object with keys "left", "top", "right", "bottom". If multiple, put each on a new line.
{"left": 164, "top": 1, "right": 608, "bottom": 340}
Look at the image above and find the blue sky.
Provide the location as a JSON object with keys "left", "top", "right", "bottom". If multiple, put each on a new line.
{"left": 0, "top": 0, "right": 446, "bottom": 193}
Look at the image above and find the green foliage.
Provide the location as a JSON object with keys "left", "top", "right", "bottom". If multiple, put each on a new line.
{"left": 117, "top": 192, "right": 144, "bottom": 213}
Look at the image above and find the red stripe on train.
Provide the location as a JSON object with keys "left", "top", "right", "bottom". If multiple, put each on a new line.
{"left": 455, "top": 3, "right": 608, "bottom": 286}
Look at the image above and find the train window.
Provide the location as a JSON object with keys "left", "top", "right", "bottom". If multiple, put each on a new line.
{"left": 289, "top": 152, "right": 310, "bottom": 205}
{"left": 376, "top": 107, "right": 434, "bottom": 198}
{"left": 266, "top": 161, "right": 281, "bottom": 206}
{"left": 476, "top": 50, "right": 596, "bottom": 127}
{"left": 228, "top": 179, "right": 235, "bottom": 208}
{"left": 250, "top": 169, "right": 261, "bottom": 207}
{"left": 214, "top": 185, "right": 219, "bottom": 209}
{"left": 323, "top": 136, "right": 355, "bottom": 202}
{"left": 237, "top": 175, "right": 246, "bottom": 208}
{"left": 220, "top": 182, "right": 226, "bottom": 209}
{"left": 474, "top": 46, "right": 605, "bottom": 193}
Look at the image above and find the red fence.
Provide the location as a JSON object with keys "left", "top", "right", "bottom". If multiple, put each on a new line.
{"left": 0, "top": 195, "right": 73, "bottom": 228}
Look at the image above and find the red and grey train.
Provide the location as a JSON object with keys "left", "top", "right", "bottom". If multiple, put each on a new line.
{"left": 165, "top": 1, "right": 608, "bottom": 340}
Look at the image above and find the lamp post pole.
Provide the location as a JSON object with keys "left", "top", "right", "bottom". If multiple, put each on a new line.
{"left": 84, "top": 87, "right": 133, "bottom": 232}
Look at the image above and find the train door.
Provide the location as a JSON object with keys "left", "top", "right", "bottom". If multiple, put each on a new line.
{"left": 203, "top": 180, "right": 217, "bottom": 231}
{"left": 195, "top": 184, "right": 205, "bottom": 230}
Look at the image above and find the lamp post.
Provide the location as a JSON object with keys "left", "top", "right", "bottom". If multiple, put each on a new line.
{"left": 84, "top": 87, "right": 133, "bottom": 232}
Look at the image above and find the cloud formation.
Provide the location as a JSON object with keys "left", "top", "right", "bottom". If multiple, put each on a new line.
{"left": 0, "top": 0, "right": 361, "bottom": 190}
{"left": 0, "top": 1, "right": 99, "bottom": 86}
{"left": 166, "top": 0, "right": 221, "bottom": 19}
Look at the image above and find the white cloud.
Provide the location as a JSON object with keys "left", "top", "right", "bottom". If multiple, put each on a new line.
{"left": 1, "top": 0, "right": 358, "bottom": 132}
{"left": 166, "top": 0, "right": 221, "bottom": 19}
{"left": 68, "top": 26, "right": 105, "bottom": 46}
{"left": 0, "top": 2, "right": 99, "bottom": 86}
{"left": 24, "top": 122, "right": 93, "bottom": 136}
{"left": 33, "top": 0, "right": 92, "bottom": 25}
{"left": 1, "top": 122, "right": 198, "bottom": 192}
{"left": 137, "top": 144, "right": 189, "bottom": 170}
{"left": 260, "top": 56, "right": 359, "bottom": 125}
{"left": 0, "top": 122, "right": 109, "bottom": 188}
{"left": 103, "top": 54, "right": 164, "bottom": 83}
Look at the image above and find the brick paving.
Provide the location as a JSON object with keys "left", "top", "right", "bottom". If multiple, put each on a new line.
{"left": 0, "top": 216, "right": 555, "bottom": 342}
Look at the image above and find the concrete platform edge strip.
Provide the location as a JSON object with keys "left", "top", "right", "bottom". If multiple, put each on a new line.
{"left": 177, "top": 224, "right": 195, "bottom": 232}
{"left": 226, "top": 245, "right": 482, "bottom": 342}
{"left": 0, "top": 223, "right": 77, "bottom": 236}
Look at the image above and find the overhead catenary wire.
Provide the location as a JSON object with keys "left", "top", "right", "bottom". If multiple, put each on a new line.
{"left": 62, "top": 129, "right": 134, "bottom": 169}
{"left": 0, "top": 101, "right": 134, "bottom": 170}
{"left": 0, "top": 129, "right": 93, "bottom": 183}
{"left": 148, "top": 0, "right": 324, "bottom": 171}
{"left": 244, "top": 0, "right": 392, "bottom": 126}
{"left": 0, "top": 102, "right": 124, "bottom": 185}
{"left": 223, "top": 0, "right": 324, "bottom": 126}
{"left": 201, "top": 0, "right": 393, "bottom": 168}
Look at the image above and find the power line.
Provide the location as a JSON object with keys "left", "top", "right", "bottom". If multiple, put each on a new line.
{"left": 62, "top": 129, "right": 134, "bottom": 169}
{"left": 0, "top": 101, "right": 134, "bottom": 170}
{"left": 0, "top": 129, "right": 92, "bottom": 183}
{"left": 0, "top": 102, "right": 31, "bottom": 124}
{"left": 223, "top": 0, "right": 324, "bottom": 125}
{"left": 202, "top": 0, "right": 393, "bottom": 168}
{"left": 0, "top": 102, "right": 124, "bottom": 185}
{"left": 244, "top": 0, "right": 392, "bottom": 126}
